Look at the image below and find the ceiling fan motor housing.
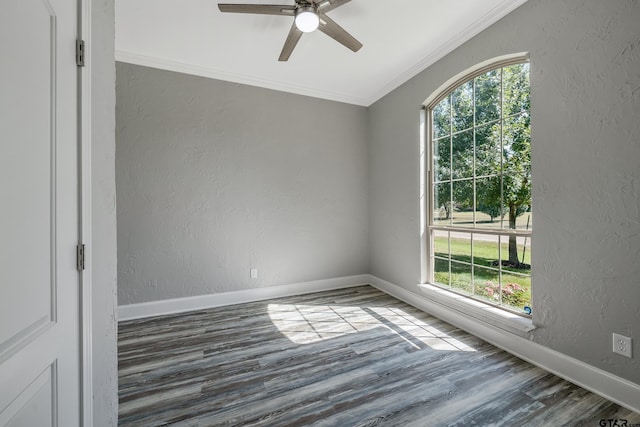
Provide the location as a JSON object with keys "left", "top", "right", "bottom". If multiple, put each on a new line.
{"left": 295, "top": 5, "right": 319, "bottom": 33}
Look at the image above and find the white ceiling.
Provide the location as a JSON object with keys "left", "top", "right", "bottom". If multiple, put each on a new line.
{"left": 116, "top": 0, "right": 527, "bottom": 106}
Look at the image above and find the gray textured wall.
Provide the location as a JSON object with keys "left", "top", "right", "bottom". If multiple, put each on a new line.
{"left": 116, "top": 63, "right": 369, "bottom": 305}
{"left": 369, "top": 0, "right": 640, "bottom": 383}
{"left": 91, "top": 0, "right": 118, "bottom": 424}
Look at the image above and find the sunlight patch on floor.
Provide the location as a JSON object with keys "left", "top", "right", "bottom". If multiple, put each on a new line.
{"left": 267, "top": 303, "right": 476, "bottom": 352}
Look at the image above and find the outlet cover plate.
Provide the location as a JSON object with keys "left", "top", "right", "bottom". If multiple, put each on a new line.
{"left": 250, "top": 268, "right": 258, "bottom": 279}
{"left": 613, "top": 333, "right": 632, "bottom": 358}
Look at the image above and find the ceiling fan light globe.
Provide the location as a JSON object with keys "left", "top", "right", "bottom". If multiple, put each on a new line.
{"left": 295, "top": 10, "right": 319, "bottom": 32}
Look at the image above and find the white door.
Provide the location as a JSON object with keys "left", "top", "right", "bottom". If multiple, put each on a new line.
{"left": 0, "top": 0, "right": 81, "bottom": 425}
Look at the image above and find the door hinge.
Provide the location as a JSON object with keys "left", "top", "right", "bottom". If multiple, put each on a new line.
{"left": 77, "top": 244, "right": 86, "bottom": 271}
{"left": 76, "top": 39, "right": 85, "bottom": 67}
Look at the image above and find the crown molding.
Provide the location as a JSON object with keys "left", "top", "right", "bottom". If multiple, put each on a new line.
{"left": 115, "top": 50, "right": 371, "bottom": 107}
{"left": 366, "top": 0, "right": 529, "bottom": 105}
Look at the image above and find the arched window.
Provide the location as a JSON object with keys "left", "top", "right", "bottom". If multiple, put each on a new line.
{"left": 423, "top": 55, "right": 532, "bottom": 314}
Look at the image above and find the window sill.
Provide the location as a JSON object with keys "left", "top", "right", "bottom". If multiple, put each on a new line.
{"left": 417, "top": 283, "right": 536, "bottom": 337}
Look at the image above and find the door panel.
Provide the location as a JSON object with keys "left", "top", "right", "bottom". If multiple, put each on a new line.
{"left": 0, "top": 0, "right": 54, "bottom": 358}
{"left": 0, "top": 0, "right": 80, "bottom": 425}
{"left": 0, "top": 366, "right": 54, "bottom": 426}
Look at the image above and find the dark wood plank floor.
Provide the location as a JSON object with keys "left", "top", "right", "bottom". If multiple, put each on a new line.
{"left": 118, "top": 286, "right": 640, "bottom": 426}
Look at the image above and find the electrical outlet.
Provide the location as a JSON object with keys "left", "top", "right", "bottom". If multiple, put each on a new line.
{"left": 612, "top": 333, "right": 632, "bottom": 358}
{"left": 250, "top": 268, "right": 258, "bottom": 279}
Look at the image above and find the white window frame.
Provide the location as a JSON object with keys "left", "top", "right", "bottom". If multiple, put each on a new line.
{"left": 420, "top": 53, "right": 533, "bottom": 327}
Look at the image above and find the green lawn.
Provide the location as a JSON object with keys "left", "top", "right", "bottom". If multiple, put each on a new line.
{"left": 434, "top": 236, "right": 531, "bottom": 310}
{"left": 434, "top": 210, "right": 532, "bottom": 230}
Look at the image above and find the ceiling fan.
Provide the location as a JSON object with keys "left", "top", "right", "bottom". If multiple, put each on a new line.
{"left": 218, "top": 0, "right": 362, "bottom": 61}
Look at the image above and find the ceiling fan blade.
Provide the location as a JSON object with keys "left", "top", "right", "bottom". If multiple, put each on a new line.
{"left": 315, "top": 0, "right": 351, "bottom": 13}
{"left": 218, "top": 4, "right": 296, "bottom": 15}
{"left": 279, "top": 22, "right": 303, "bottom": 61}
{"left": 318, "top": 14, "right": 362, "bottom": 52}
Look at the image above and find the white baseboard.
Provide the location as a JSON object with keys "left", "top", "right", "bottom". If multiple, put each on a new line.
{"left": 117, "top": 274, "right": 370, "bottom": 322}
{"left": 117, "top": 273, "right": 640, "bottom": 414}
{"left": 367, "top": 274, "right": 640, "bottom": 415}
